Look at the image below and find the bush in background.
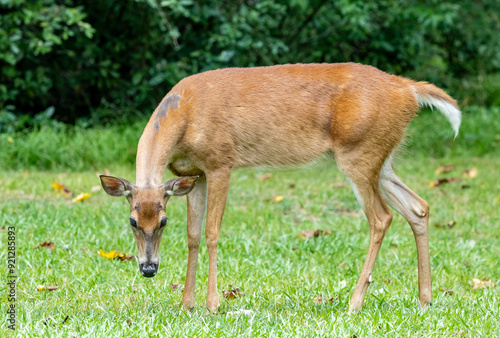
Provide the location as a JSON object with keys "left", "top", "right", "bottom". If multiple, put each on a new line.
{"left": 1, "top": 0, "right": 499, "bottom": 132}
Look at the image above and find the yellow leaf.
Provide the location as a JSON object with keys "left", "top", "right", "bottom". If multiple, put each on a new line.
{"left": 7, "top": 136, "right": 14, "bottom": 143}
{"left": 274, "top": 195, "right": 284, "bottom": 203}
{"left": 429, "top": 182, "right": 435, "bottom": 188}
{"left": 52, "top": 182, "right": 73, "bottom": 197}
{"left": 37, "top": 285, "right": 46, "bottom": 293}
{"left": 98, "top": 249, "right": 120, "bottom": 259}
{"left": 52, "top": 182, "right": 64, "bottom": 192}
{"left": 72, "top": 192, "right": 91, "bottom": 203}
{"left": 463, "top": 167, "right": 478, "bottom": 178}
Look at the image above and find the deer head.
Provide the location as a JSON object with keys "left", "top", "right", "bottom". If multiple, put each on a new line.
{"left": 99, "top": 175, "right": 198, "bottom": 277}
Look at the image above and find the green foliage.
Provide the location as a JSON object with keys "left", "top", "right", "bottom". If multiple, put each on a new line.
{"left": 1, "top": 0, "right": 499, "bottom": 130}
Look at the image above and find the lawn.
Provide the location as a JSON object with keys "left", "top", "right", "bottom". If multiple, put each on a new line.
{"left": 1, "top": 108, "right": 499, "bottom": 337}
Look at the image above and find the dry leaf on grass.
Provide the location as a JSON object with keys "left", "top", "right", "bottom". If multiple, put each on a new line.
{"left": 463, "top": 167, "right": 478, "bottom": 178}
{"left": 313, "top": 295, "right": 336, "bottom": 304}
{"left": 171, "top": 283, "right": 180, "bottom": 290}
{"left": 299, "top": 229, "right": 333, "bottom": 239}
{"left": 435, "top": 165, "right": 456, "bottom": 175}
{"left": 258, "top": 173, "right": 272, "bottom": 181}
{"left": 72, "top": 193, "right": 91, "bottom": 203}
{"left": 34, "top": 241, "right": 55, "bottom": 250}
{"left": 98, "top": 249, "right": 135, "bottom": 261}
{"left": 471, "top": 277, "right": 495, "bottom": 289}
{"left": 37, "top": 285, "right": 59, "bottom": 293}
{"left": 435, "top": 221, "right": 456, "bottom": 229}
{"left": 222, "top": 288, "right": 243, "bottom": 300}
{"left": 429, "top": 177, "right": 461, "bottom": 188}
{"left": 91, "top": 185, "right": 101, "bottom": 192}
{"left": 51, "top": 182, "right": 73, "bottom": 198}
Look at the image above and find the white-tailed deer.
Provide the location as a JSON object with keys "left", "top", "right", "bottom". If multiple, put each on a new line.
{"left": 100, "top": 63, "right": 461, "bottom": 313}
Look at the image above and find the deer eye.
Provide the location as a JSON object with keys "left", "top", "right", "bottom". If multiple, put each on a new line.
{"left": 160, "top": 217, "right": 168, "bottom": 228}
{"left": 129, "top": 218, "right": 138, "bottom": 228}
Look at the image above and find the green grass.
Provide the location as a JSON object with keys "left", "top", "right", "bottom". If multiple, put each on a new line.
{"left": 1, "top": 108, "right": 500, "bottom": 336}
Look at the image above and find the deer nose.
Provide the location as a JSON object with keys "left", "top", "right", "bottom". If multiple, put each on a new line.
{"left": 140, "top": 263, "right": 158, "bottom": 278}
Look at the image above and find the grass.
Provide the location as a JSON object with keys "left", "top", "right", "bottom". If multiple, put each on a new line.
{"left": 1, "top": 108, "right": 499, "bottom": 336}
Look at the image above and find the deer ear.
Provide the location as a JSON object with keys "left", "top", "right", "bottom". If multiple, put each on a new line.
{"left": 163, "top": 176, "right": 199, "bottom": 197}
{"left": 99, "top": 175, "right": 135, "bottom": 197}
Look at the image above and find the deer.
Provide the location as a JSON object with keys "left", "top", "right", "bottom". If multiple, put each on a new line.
{"left": 99, "top": 63, "right": 461, "bottom": 313}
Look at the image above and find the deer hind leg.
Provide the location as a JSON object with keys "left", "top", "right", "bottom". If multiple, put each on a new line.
{"left": 336, "top": 151, "right": 394, "bottom": 312}
{"left": 182, "top": 175, "right": 207, "bottom": 311}
{"left": 379, "top": 156, "right": 432, "bottom": 307}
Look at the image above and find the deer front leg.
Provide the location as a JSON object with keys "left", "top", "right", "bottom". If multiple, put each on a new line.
{"left": 182, "top": 175, "right": 207, "bottom": 311}
{"left": 204, "top": 168, "right": 231, "bottom": 313}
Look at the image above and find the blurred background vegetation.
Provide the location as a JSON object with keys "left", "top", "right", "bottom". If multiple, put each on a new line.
{"left": 2, "top": 0, "right": 500, "bottom": 129}
{"left": 1, "top": 0, "right": 499, "bottom": 170}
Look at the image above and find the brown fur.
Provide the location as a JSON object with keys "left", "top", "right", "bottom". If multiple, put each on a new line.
{"left": 102, "top": 63, "right": 460, "bottom": 313}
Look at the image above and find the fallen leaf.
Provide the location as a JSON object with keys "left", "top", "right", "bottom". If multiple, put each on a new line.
{"left": 34, "top": 241, "right": 55, "bottom": 250}
{"left": 171, "top": 283, "right": 180, "bottom": 290}
{"left": 98, "top": 249, "right": 135, "bottom": 261}
{"left": 91, "top": 185, "right": 101, "bottom": 192}
{"left": 98, "top": 249, "right": 120, "bottom": 259}
{"left": 461, "top": 185, "right": 470, "bottom": 189}
{"left": 116, "top": 253, "right": 135, "bottom": 261}
{"left": 333, "top": 183, "right": 346, "bottom": 188}
{"left": 463, "top": 167, "right": 478, "bottom": 178}
{"left": 72, "top": 192, "right": 91, "bottom": 203}
{"left": 471, "top": 277, "right": 495, "bottom": 289}
{"left": 126, "top": 318, "right": 132, "bottom": 325}
{"left": 435, "top": 221, "right": 456, "bottom": 229}
{"left": 289, "top": 183, "right": 295, "bottom": 189}
{"left": 435, "top": 165, "right": 456, "bottom": 175}
{"left": 51, "top": 182, "right": 73, "bottom": 198}
{"left": 222, "top": 288, "right": 243, "bottom": 300}
{"left": 429, "top": 177, "right": 461, "bottom": 188}
{"left": 444, "top": 289, "right": 454, "bottom": 296}
{"left": 299, "top": 229, "right": 333, "bottom": 239}
{"left": 37, "top": 285, "right": 59, "bottom": 293}
{"left": 273, "top": 195, "right": 284, "bottom": 203}
{"left": 258, "top": 173, "right": 272, "bottom": 181}
{"left": 339, "top": 262, "right": 346, "bottom": 269}
{"left": 313, "top": 295, "right": 335, "bottom": 304}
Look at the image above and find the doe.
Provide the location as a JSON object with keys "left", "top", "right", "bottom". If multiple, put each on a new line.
{"left": 100, "top": 63, "right": 461, "bottom": 312}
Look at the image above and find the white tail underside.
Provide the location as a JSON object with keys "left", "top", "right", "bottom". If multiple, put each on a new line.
{"left": 414, "top": 91, "right": 462, "bottom": 137}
